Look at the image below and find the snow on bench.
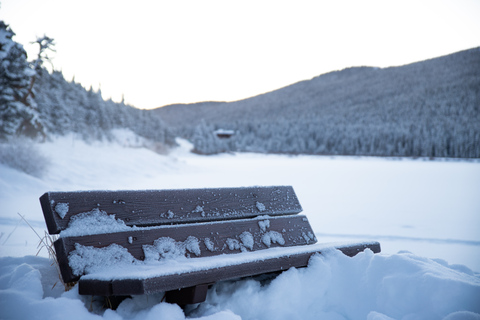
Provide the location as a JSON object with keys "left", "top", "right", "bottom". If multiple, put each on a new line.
{"left": 40, "top": 186, "right": 381, "bottom": 305}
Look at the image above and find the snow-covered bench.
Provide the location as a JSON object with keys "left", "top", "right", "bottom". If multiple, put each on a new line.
{"left": 40, "top": 186, "right": 380, "bottom": 305}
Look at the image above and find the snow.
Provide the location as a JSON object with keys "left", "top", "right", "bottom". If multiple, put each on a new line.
{"left": 142, "top": 236, "right": 201, "bottom": 262}
{"left": 60, "top": 208, "right": 131, "bottom": 237}
{"left": 69, "top": 243, "right": 136, "bottom": 276}
{"left": 214, "top": 129, "right": 235, "bottom": 136}
{"left": 258, "top": 219, "right": 270, "bottom": 232}
{"left": 1, "top": 250, "right": 479, "bottom": 319}
{"left": 204, "top": 238, "right": 215, "bottom": 252}
{"left": 255, "top": 201, "right": 266, "bottom": 212}
{"left": 161, "top": 210, "right": 175, "bottom": 219}
{"left": 239, "top": 231, "right": 254, "bottom": 250}
{"left": 54, "top": 202, "right": 69, "bottom": 219}
{"left": 261, "top": 231, "right": 285, "bottom": 247}
{"left": 193, "top": 205, "right": 206, "bottom": 217}
{"left": 223, "top": 232, "right": 254, "bottom": 252}
{"left": 188, "top": 250, "right": 480, "bottom": 320}
{"left": 1, "top": 135, "right": 480, "bottom": 319}
{"left": 226, "top": 238, "right": 242, "bottom": 251}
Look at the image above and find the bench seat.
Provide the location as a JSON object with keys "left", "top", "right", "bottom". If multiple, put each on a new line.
{"left": 79, "top": 241, "right": 380, "bottom": 297}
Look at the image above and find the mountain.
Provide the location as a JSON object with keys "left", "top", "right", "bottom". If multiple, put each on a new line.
{"left": 152, "top": 48, "right": 480, "bottom": 158}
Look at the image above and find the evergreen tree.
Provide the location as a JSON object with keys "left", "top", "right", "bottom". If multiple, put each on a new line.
{"left": 0, "top": 21, "right": 44, "bottom": 139}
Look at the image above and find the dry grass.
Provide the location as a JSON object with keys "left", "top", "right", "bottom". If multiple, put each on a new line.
{"left": 18, "top": 213, "right": 76, "bottom": 291}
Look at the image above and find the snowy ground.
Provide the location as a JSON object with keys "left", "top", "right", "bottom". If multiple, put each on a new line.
{"left": 1, "top": 133, "right": 479, "bottom": 319}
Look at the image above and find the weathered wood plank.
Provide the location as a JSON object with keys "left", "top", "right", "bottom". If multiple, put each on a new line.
{"left": 40, "top": 186, "right": 302, "bottom": 234}
{"left": 78, "top": 242, "right": 381, "bottom": 297}
{"left": 55, "top": 215, "right": 316, "bottom": 283}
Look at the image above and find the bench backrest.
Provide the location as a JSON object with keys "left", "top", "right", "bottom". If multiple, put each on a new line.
{"left": 41, "top": 186, "right": 303, "bottom": 234}
{"left": 40, "top": 186, "right": 317, "bottom": 284}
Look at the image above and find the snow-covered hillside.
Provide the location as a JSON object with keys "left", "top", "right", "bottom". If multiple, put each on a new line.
{"left": 155, "top": 48, "right": 480, "bottom": 158}
{"left": 1, "top": 134, "right": 479, "bottom": 319}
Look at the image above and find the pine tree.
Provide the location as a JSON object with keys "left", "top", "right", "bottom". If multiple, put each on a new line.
{"left": 0, "top": 21, "right": 44, "bottom": 139}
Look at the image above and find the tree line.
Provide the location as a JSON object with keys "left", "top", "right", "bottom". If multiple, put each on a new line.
{"left": 0, "top": 21, "right": 175, "bottom": 148}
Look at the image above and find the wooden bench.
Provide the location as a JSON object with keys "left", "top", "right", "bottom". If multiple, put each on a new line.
{"left": 40, "top": 186, "right": 380, "bottom": 305}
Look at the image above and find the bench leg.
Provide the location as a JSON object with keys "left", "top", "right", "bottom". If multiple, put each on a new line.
{"left": 165, "top": 284, "right": 210, "bottom": 305}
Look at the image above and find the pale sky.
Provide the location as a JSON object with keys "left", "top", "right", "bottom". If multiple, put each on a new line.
{"left": 1, "top": 0, "right": 480, "bottom": 110}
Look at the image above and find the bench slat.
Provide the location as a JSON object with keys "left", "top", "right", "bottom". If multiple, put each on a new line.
{"left": 41, "top": 186, "right": 302, "bottom": 234}
{"left": 55, "top": 215, "right": 316, "bottom": 283}
{"left": 78, "top": 242, "right": 381, "bottom": 296}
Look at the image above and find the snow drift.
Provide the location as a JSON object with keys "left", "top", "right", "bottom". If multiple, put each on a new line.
{"left": 1, "top": 250, "right": 479, "bottom": 320}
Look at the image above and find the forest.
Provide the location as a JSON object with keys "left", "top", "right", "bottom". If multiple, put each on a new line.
{"left": 0, "top": 21, "right": 175, "bottom": 151}
{"left": 1, "top": 20, "right": 479, "bottom": 158}
{"left": 154, "top": 48, "right": 480, "bottom": 158}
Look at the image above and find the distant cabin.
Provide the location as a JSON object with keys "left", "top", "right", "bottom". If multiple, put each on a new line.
{"left": 214, "top": 129, "right": 235, "bottom": 139}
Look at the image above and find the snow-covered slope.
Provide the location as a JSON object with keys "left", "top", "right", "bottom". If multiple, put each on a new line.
{"left": 153, "top": 48, "right": 480, "bottom": 158}
{"left": 1, "top": 135, "right": 479, "bottom": 319}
